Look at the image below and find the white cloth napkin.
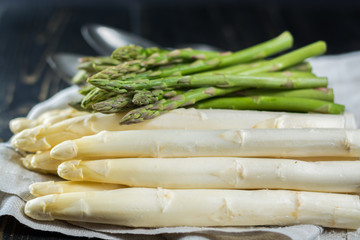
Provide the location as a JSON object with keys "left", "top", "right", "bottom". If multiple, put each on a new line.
{"left": 2, "top": 51, "right": 360, "bottom": 239}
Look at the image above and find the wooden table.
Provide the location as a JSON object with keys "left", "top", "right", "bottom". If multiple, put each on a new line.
{"left": 1, "top": 1, "right": 360, "bottom": 239}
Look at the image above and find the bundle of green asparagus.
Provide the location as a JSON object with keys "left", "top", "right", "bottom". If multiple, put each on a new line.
{"left": 71, "top": 31, "right": 345, "bottom": 125}
{"left": 9, "top": 32, "right": 360, "bottom": 231}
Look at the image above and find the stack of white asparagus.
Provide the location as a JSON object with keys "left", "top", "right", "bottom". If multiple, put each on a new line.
{"left": 9, "top": 107, "right": 360, "bottom": 229}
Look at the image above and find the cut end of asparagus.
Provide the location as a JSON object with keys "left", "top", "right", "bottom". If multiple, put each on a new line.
{"left": 50, "top": 140, "right": 78, "bottom": 161}
{"left": 278, "top": 31, "right": 294, "bottom": 45}
{"left": 29, "top": 181, "right": 62, "bottom": 197}
{"left": 57, "top": 160, "right": 84, "bottom": 181}
{"left": 25, "top": 195, "right": 56, "bottom": 221}
{"left": 316, "top": 40, "right": 327, "bottom": 54}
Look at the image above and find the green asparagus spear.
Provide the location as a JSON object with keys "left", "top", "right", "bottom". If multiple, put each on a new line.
{"left": 132, "top": 89, "right": 186, "bottom": 106}
{"left": 238, "top": 41, "right": 326, "bottom": 75}
{"left": 71, "top": 70, "right": 88, "bottom": 85}
{"left": 132, "top": 90, "right": 165, "bottom": 106}
{"left": 162, "top": 89, "right": 186, "bottom": 98}
{"left": 89, "top": 74, "right": 327, "bottom": 92}
{"left": 111, "top": 45, "right": 166, "bottom": 61}
{"left": 92, "top": 94, "right": 133, "bottom": 113}
{"left": 78, "top": 85, "right": 95, "bottom": 96}
{"left": 232, "top": 88, "right": 334, "bottom": 101}
{"left": 92, "top": 49, "right": 226, "bottom": 80}
{"left": 120, "top": 86, "right": 243, "bottom": 124}
{"left": 80, "top": 87, "right": 124, "bottom": 109}
{"left": 252, "top": 71, "right": 316, "bottom": 78}
{"left": 194, "top": 96, "right": 344, "bottom": 114}
{"left": 89, "top": 40, "right": 324, "bottom": 92}
{"left": 285, "top": 61, "right": 312, "bottom": 72}
{"left": 90, "top": 31, "right": 293, "bottom": 81}
{"left": 78, "top": 57, "right": 121, "bottom": 72}
{"left": 142, "top": 48, "right": 225, "bottom": 65}
{"left": 199, "top": 61, "right": 266, "bottom": 75}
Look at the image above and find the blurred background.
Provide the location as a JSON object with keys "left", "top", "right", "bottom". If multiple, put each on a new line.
{"left": 1, "top": 0, "right": 360, "bottom": 238}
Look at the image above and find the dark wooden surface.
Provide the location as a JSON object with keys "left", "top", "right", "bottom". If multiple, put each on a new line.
{"left": 1, "top": 0, "right": 360, "bottom": 239}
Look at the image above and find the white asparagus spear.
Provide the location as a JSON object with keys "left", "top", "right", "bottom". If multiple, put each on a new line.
{"left": 286, "top": 156, "right": 359, "bottom": 161}
{"left": 50, "top": 128, "right": 360, "bottom": 160}
{"left": 57, "top": 158, "right": 360, "bottom": 193}
{"left": 9, "top": 108, "right": 87, "bottom": 134}
{"left": 21, "top": 155, "right": 57, "bottom": 175}
{"left": 25, "top": 151, "right": 64, "bottom": 172}
{"left": 253, "top": 111, "right": 356, "bottom": 129}
{"left": 24, "top": 188, "right": 360, "bottom": 229}
{"left": 29, "top": 181, "right": 125, "bottom": 197}
{"left": 11, "top": 109, "right": 356, "bottom": 152}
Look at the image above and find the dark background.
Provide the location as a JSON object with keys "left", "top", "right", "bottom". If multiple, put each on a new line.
{"left": 1, "top": 0, "right": 360, "bottom": 238}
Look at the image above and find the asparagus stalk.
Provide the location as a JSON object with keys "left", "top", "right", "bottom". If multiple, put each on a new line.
{"left": 111, "top": 45, "right": 166, "bottom": 61}
{"left": 91, "top": 49, "right": 224, "bottom": 81}
{"left": 58, "top": 157, "right": 360, "bottom": 193}
{"left": 238, "top": 41, "right": 326, "bottom": 75}
{"left": 21, "top": 154, "right": 57, "bottom": 175}
{"left": 71, "top": 70, "right": 88, "bottom": 85}
{"left": 29, "top": 181, "right": 125, "bottom": 197}
{"left": 89, "top": 74, "right": 327, "bottom": 92}
{"left": 89, "top": 60, "right": 149, "bottom": 81}
{"left": 9, "top": 108, "right": 87, "bottom": 134}
{"left": 78, "top": 57, "right": 121, "bottom": 72}
{"left": 251, "top": 71, "right": 316, "bottom": 77}
{"left": 138, "top": 48, "right": 225, "bottom": 68}
{"left": 24, "top": 151, "right": 63, "bottom": 172}
{"left": 120, "top": 87, "right": 243, "bottom": 124}
{"left": 90, "top": 31, "right": 293, "bottom": 81}
{"left": 132, "top": 89, "right": 165, "bottom": 106}
{"left": 118, "top": 72, "right": 328, "bottom": 124}
{"left": 232, "top": 88, "right": 334, "bottom": 101}
{"left": 286, "top": 61, "right": 312, "bottom": 72}
{"left": 12, "top": 109, "right": 356, "bottom": 152}
{"left": 194, "top": 96, "right": 344, "bottom": 114}
{"left": 199, "top": 60, "right": 266, "bottom": 75}
{"left": 24, "top": 188, "right": 360, "bottom": 229}
{"left": 205, "top": 61, "right": 312, "bottom": 76}
{"left": 92, "top": 93, "right": 133, "bottom": 113}
{"left": 49, "top": 128, "right": 360, "bottom": 160}
{"left": 78, "top": 85, "right": 95, "bottom": 96}
{"left": 132, "top": 89, "right": 187, "bottom": 106}
{"left": 80, "top": 87, "right": 125, "bottom": 109}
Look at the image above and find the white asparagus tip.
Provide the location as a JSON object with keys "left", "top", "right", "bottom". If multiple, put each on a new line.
{"left": 24, "top": 195, "right": 55, "bottom": 221}
{"left": 11, "top": 126, "right": 51, "bottom": 152}
{"left": 9, "top": 118, "right": 34, "bottom": 133}
{"left": 29, "top": 181, "right": 62, "bottom": 197}
{"left": 30, "top": 181, "right": 127, "bottom": 197}
{"left": 57, "top": 161, "right": 83, "bottom": 180}
{"left": 21, "top": 155, "right": 56, "bottom": 174}
{"left": 50, "top": 140, "right": 78, "bottom": 160}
